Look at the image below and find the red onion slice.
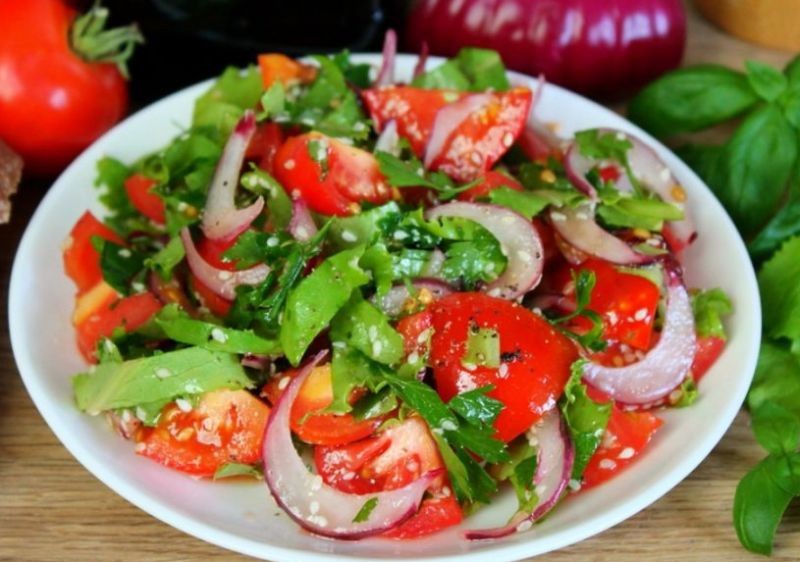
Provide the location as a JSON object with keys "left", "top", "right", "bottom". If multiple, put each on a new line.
{"left": 424, "top": 94, "right": 491, "bottom": 169}
{"left": 288, "top": 197, "right": 317, "bottom": 242}
{"left": 374, "top": 279, "right": 454, "bottom": 317}
{"left": 374, "top": 119, "right": 401, "bottom": 156}
{"left": 374, "top": 29, "right": 397, "bottom": 87}
{"left": 549, "top": 204, "right": 651, "bottom": 265}
{"left": 564, "top": 141, "right": 599, "bottom": 200}
{"left": 466, "top": 409, "right": 574, "bottom": 540}
{"left": 262, "top": 351, "right": 439, "bottom": 539}
{"left": 201, "top": 110, "right": 265, "bottom": 241}
{"left": 412, "top": 41, "right": 429, "bottom": 79}
{"left": 427, "top": 202, "right": 544, "bottom": 300}
{"left": 613, "top": 131, "right": 697, "bottom": 247}
{"left": 583, "top": 270, "right": 696, "bottom": 405}
{"left": 180, "top": 228, "right": 270, "bottom": 301}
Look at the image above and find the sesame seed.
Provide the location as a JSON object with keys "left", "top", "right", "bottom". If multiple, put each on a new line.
{"left": 440, "top": 419, "right": 458, "bottom": 432}
{"left": 118, "top": 248, "right": 132, "bottom": 258}
{"left": 516, "top": 520, "right": 533, "bottom": 532}
{"left": 210, "top": 328, "right": 228, "bottom": 343}
{"left": 155, "top": 367, "right": 172, "bottom": 379}
{"left": 278, "top": 376, "right": 290, "bottom": 390}
{"left": 502, "top": 131, "right": 514, "bottom": 147}
{"left": 218, "top": 270, "right": 233, "bottom": 281}
{"left": 175, "top": 398, "right": 193, "bottom": 412}
{"left": 550, "top": 211, "right": 567, "bottom": 222}
{"left": 618, "top": 447, "right": 635, "bottom": 460}
{"left": 340, "top": 230, "right": 357, "bottom": 242}
{"left": 284, "top": 159, "right": 296, "bottom": 170}
{"left": 393, "top": 230, "right": 408, "bottom": 240}
{"left": 498, "top": 363, "right": 509, "bottom": 378}
{"left": 407, "top": 351, "right": 420, "bottom": 365}
{"left": 311, "top": 474, "right": 323, "bottom": 491}
{"left": 267, "top": 236, "right": 279, "bottom": 247}
{"left": 599, "top": 458, "right": 617, "bottom": 470}
{"left": 659, "top": 167, "right": 671, "bottom": 183}
{"left": 309, "top": 501, "right": 320, "bottom": 514}
{"left": 634, "top": 308, "right": 648, "bottom": 321}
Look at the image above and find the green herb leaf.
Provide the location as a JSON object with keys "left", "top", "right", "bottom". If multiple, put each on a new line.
{"left": 560, "top": 361, "right": 612, "bottom": 478}
{"left": 749, "top": 195, "right": 800, "bottom": 262}
{"left": 330, "top": 294, "right": 405, "bottom": 366}
{"left": 751, "top": 401, "right": 800, "bottom": 455}
{"left": 448, "top": 386, "right": 503, "bottom": 427}
{"left": 412, "top": 47, "right": 510, "bottom": 92}
{"left": 749, "top": 342, "right": 800, "bottom": 417}
{"left": 733, "top": 455, "right": 799, "bottom": 555}
{"left": 488, "top": 187, "right": 551, "bottom": 219}
{"left": 259, "top": 81, "right": 285, "bottom": 120}
{"left": 745, "top": 60, "right": 788, "bottom": 102}
{"left": 240, "top": 166, "right": 293, "bottom": 231}
{"left": 691, "top": 288, "right": 733, "bottom": 340}
{"left": 145, "top": 236, "right": 185, "bottom": 280}
{"left": 97, "top": 239, "right": 146, "bottom": 295}
{"left": 628, "top": 65, "right": 759, "bottom": 136}
{"left": 193, "top": 66, "right": 263, "bottom": 135}
{"left": 280, "top": 247, "right": 370, "bottom": 365}
{"left": 759, "top": 236, "right": 800, "bottom": 343}
{"left": 352, "top": 497, "right": 379, "bottom": 523}
{"left": 73, "top": 347, "right": 253, "bottom": 414}
{"left": 715, "top": 104, "right": 798, "bottom": 237}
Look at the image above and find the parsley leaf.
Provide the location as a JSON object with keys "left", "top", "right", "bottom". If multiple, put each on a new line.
{"left": 691, "top": 288, "right": 733, "bottom": 340}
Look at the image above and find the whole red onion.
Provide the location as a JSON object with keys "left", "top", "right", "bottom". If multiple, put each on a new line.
{"left": 404, "top": 0, "right": 686, "bottom": 98}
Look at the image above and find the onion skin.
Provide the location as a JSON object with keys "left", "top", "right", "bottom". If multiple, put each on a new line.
{"left": 404, "top": 0, "right": 686, "bottom": 99}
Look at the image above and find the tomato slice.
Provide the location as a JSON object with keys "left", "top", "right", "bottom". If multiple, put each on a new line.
{"left": 457, "top": 170, "right": 523, "bottom": 202}
{"left": 581, "top": 404, "right": 663, "bottom": 489}
{"left": 314, "top": 416, "right": 446, "bottom": 494}
{"left": 63, "top": 211, "right": 124, "bottom": 293}
{"left": 246, "top": 122, "right": 284, "bottom": 175}
{"left": 75, "top": 291, "right": 162, "bottom": 362}
{"left": 137, "top": 389, "right": 270, "bottom": 477}
{"left": 396, "top": 309, "right": 433, "bottom": 358}
{"left": 124, "top": 173, "right": 165, "bottom": 224}
{"left": 382, "top": 495, "right": 463, "bottom": 539}
{"left": 691, "top": 335, "right": 725, "bottom": 382}
{"left": 362, "top": 86, "right": 460, "bottom": 157}
{"left": 430, "top": 292, "right": 577, "bottom": 443}
{"left": 429, "top": 88, "right": 532, "bottom": 182}
{"left": 188, "top": 272, "right": 233, "bottom": 318}
{"left": 273, "top": 132, "right": 393, "bottom": 216}
{"left": 553, "top": 259, "right": 661, "bottom": 351}
{"left": 262, "top": 364, "right": 383, "bottom": 446}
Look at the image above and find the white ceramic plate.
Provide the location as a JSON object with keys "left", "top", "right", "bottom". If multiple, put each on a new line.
{"left": 9, "top": 54, "right": 760, "bottom": 561}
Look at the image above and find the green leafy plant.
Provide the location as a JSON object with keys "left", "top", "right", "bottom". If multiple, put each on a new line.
{"left": 629, "top": 55, "right": 800, "bottom": 555}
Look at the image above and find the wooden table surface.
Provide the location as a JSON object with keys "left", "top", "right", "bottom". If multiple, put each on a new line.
{"left": 2, "top": 4, "right": 800, "bottom": 561}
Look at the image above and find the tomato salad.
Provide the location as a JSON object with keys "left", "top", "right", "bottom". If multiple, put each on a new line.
{"left": 65, "top": 35, "right": 732, "bottom": 540}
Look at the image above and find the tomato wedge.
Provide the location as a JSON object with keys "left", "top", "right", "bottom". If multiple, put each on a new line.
{"left": 262, "top": 364, "right": 383, "bottom": 446}
{"left": 63, "top": 211, "right": 124, "bottom": 293}
{"left": 137, "top": 389, "right": 270, "bottom": 477}
{"left": 396, "top": 309, "right": 433, "bottom": 358}
{"left": 457, "top": 170, "right": 523, "bottom": 202}
{"left": 581, "top": 403, "right": 663, "bottom": 489}
{"left": 429, "top": 88, "right": 532, "bottom": 182}
{"left": 246, "top": 121, "right": 284, "bottom": 175}
{"left": 362, "top": 86, "right": 461, "bottom": 157}
{"left": 382, "top": 496, "right": 463, "bottom": 539}
{"left": 430, "top": 292, "right": 577, "bottom": 443}
{"left": 124, "top": 173, "right": 165, "bottom": 224}
{"left": 691, "top": 335, "right": 725, "bottom": 382}
{"left": 75, "top": 290, "right": 162, "bottom": 362}
{"left": 553, "top": 259, "right": 661, "bottom": 351}
{"left": 273, "top": 132, "right": 393, "bottom": 216}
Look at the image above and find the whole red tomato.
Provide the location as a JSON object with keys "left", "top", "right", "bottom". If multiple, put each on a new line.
{"left": 0, "top": 0, "right": 141, "bottom": 176}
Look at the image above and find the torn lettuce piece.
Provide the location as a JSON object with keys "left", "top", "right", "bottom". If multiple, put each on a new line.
{"left": 73, "top": 347, "right": 253, "bottom": 414}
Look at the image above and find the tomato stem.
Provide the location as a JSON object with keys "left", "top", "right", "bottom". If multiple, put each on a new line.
{"left": 70, "top": 2, "right": 144, "bottom": 79}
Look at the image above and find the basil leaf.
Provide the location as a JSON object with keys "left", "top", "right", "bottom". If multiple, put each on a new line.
{"left": 750, "top": 196, "right": 800, "bottom": 262}
{"left": 785, "top": 54, "right": 800, "bottom": 88}
{"left": 628, "top": 65, "right": 759, "bottom": 136}
{"left": 751, "top": 401, "right": 800, "bottom": 455}
{"left": 759, "top": 236, "right": 800, "bottom": 343}
{"left": 716, "top": 104, "right": 798, "bottom": 237}
{"left": 749, "top": 342, "right": 800, "bottom": 418}
{"left": 745, "top": 60, "right": 788, "bottom": 102}
{"left": 280, "top": 247, "right": 370, "bottom": 365}
{"left": 733, "top": 455, "right": 797, "bottom": 555}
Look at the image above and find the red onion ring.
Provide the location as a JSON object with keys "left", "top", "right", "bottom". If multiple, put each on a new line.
{"left": 583, "top": 269, "right": 696, "bottom": 405}
{"left": 374, "top": 29, "right": 397, "bottom": 87}
{"left": 427, "top": 202, "right": 544, "bottom": 300}
{"left": 466, "top": 409, "right": 574, "bottom": 540}
{"left": 612, "top": 130, "right": 697, "bottom": 247}
{"left": 288, "top": 197, "right": 318, "bottom": 242}
{"left": 549, "top": 204, "right": 651, "bottom": 265}
{"left": 374, "top": 119, "right": 401, "bottom": 156}
{"left": 262, "top": 351, "right": 440, "bottom": 539}
{"left": 374, "top": 279, "right": 454, "bottom": 317}
{"left": 564, "top": 141, "right": 599, "bottom": 200}
{"left": 180, "top": 228, "right": 270, "bottom": 301}
{"left": 201, "top": 110, "right": 265, "bottom": 241}
{"left": 424, "top": 94, "right": 491, "bottom": 169}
